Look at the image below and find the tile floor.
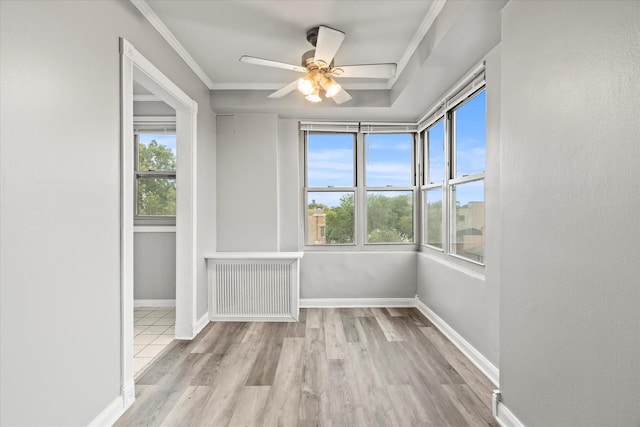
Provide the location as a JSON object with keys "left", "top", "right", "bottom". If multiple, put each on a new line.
{"left": 133, "top": 306, "right": 175, "bottom": 376}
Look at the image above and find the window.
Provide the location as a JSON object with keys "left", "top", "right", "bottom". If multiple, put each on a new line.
{"left": 364, "top": 133, "right": 414, "bottom": 244}
{"left": 423, "top": 119, "right": 445, "bottom": 249}
{"left": 134, "top": 122, "right": 177, "bottom": 224}
{"left": 421, "top": 87, "right": 486, "bottom": 264}
{"left": 305, "top": 133, "right": 355, "bottom": 245}
{"left": 304, "top": 128, "right": 416, "bottom": 247}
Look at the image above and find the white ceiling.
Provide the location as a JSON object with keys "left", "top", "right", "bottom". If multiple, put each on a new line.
{"left": 137, "top": 0, "right": 507, "bottom": 121}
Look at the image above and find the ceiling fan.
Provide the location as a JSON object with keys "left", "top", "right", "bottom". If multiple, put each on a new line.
{"left": 239, "top": 25, "right": 397, "bottom": 105}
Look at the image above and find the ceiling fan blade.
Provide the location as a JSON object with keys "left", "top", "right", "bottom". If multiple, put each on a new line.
{"left": 331, "top": 88, "right": 352, "bottom": 105}
{"left": 329, "top": 63, "right": 397, "bottom": 79}
{"left": 240, "top": 56, "right": 307, "bottom": 73}
{"left": 268, "top": 80, "right": 298, "bottom": 99}
{"left": 313, "top": 26, "right": 346, "bottom": 68}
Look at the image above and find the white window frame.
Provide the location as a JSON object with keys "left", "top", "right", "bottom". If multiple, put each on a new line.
{"left": 301, "top": 122, "right": 418, "bottom": 251}
{"left": 134, "top": 116, "right": 176, "bottom": 226}
{"left": 418, "top": 65, "right": 486, "bottom": 265}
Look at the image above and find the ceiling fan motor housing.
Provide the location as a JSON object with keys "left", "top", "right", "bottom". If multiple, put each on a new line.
{"left": 302, "top": 49, "right": 334, "bottom": 70}
{"left": 306, "top": 26, "right": 319, "bottom": 46}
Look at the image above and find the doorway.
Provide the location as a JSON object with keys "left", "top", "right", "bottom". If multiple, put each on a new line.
{"left": 120, "top": 38, "right": 198, "bottom": 408}
{"left": 132, "top": 109, "right": 177, "bottom": 376}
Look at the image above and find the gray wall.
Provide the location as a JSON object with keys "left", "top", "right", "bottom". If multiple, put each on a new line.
{"left": 0, "top": 1, "right": 216, "bottom": 425}
{"left": 216, "top": 114, "right": 279, "bottom": 252}
{"left": 416, "top": 45, "right": 502, "bottom": 366}
{"left": 499, "top": 1, "right": 640, "bottom": 426}
{"left": 133, "top": 100, "right": 175, "bottom": 116}
{"left": 216, "top": 116, "right": 417, "bottom": 299}
{"left": 134, "top": 232, "right": 176, "bottom": 300}
{"left": 278, "top": 119, "right": 301, "bottom": 252}
{"left": 301, "top": 252, "right": 416, "bottom": 299}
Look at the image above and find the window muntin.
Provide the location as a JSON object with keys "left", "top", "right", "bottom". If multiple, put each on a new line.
{"left": 364, "top": 133, "right": 413, "bottom": 187}
{"left": 420, "top": 87, "right": 486, "bottom": 264}
{"left": 134, "top": 131, "right": 176, "bottom": 221}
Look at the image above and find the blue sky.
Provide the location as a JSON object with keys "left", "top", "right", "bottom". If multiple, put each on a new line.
{"left": 307, "top": 90, "right": 485, "bottom": 208}
{"left": 427, "top": 89, "right": 486, "bottom": 206}
{"left": 138, "top": 133, "right": 177, "bottom": 158}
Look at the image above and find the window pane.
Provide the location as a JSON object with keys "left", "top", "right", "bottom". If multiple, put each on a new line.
{"left": 307, "top": 192, "right": 354, "bottom": 245}
{"left": 137, "top": 177, "right": 176, "bottom": 216}
{"left": 307, "top": 133, "right": 355, "bottom": 187}
{"left": 427, "top": 120, "right": 445, "bottom": 183}
{"left": 451, "top": 180, "right": 484, "bottom": 263}
{"left": 425, "top": 187, "right": 443, "bottom": 248}
{"left": 137, "top": 133, "right": 176, "bottom": 172}
{"left": 454, "top": 90, "right": 486, "bottom": 177}
{"left": 367, "top": 191, "right": 413, "bottom": 243}
{"left": 365, "top": 133, "right": 413, "bottom": 186}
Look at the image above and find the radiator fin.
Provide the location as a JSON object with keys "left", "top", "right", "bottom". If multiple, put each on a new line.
{"left": 214, "top": 262, "right": 291, "bottom": 316}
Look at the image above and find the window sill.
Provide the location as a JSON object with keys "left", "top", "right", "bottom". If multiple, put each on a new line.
{"left": 418, "top": 247, "right": 485, "bottom": 281}
{"left": 304, "top": 244, "right": 419, "bottom": 252}
{"left": 133, "top": 225, "right": 176, "bottom": 233}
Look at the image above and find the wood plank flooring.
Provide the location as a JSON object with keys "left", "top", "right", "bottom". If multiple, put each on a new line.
{"left": 115, "top": 308, "right": 498, "bottom": 427}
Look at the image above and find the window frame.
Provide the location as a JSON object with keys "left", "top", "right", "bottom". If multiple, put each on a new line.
{"left": 302, "top": 128, "right": 418, "bottom": 251}
{"left": 134, "top": 117, "right": 177, "bottom": 226}
{"left": 419, "top": 84, "right": 486, "bottom": 266}
{"left": 422, "top": 118, "right": 447, "bottom": 252}
{"left": 362, "top": 132, "right": 417, "bottom": 245}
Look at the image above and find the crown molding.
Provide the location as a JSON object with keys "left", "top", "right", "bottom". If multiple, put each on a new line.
{"left": 130, "top": 0, "right": 215, "bottom": 90}
{"left": 131, "top": 0, "right": 444, "bottom": 93}
{"left": 208, "top": 82, "right": 390, "bottom": 91}
{"left": 388, "top": 0, "right": 446, "bottom": 88}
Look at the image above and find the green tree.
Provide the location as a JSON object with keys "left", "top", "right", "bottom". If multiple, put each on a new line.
{"left": 137, "top": 140, "right": 176, "bottom": 215}
{"left": 325, "top": 194, "right": 354, "bottom": 244}
{"left": 367, "top": 193, "right": 413, "bottom": 243}
{"left": 426, "top": 200, "right": 442, "bottom": 247}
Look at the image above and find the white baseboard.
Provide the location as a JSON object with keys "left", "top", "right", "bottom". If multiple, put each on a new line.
{"left": 299, "top": 298, "right": 416, "bottom": 308}
{"left": 87, "top": 396, "right": 126, "bottom": 427}
{"left": 492, "top": 391, "right": 526, "bottom": 427}
{"left": 176, "top": 312, "right": 210, "bottom": 340}
{"left": 194, "top": 312, "right": 209, "bottom": 335}
{"left": 415, "top": 296, "right": 499, "bottom": 387}
{"left": 122, "top": 379, "right": 135, "bottom": 409}
{"left": 134, "top": 299, "right": 176, "bottom": 307}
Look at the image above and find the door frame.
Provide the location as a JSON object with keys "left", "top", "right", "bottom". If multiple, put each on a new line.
{"left": 120, "top": 38, "right": 198, "bottom": 407}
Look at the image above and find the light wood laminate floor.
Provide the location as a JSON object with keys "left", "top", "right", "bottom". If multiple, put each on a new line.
{"left": 115, "top": 308, "right": 498, "bottom": 427}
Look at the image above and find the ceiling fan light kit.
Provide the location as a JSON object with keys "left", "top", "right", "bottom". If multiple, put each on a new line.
{"left": 239, "top": 25, "right": 397, "bottom": 105}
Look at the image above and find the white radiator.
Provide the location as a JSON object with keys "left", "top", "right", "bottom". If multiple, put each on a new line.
{"left": 205, "top": 252, "right": 303, "bottom": 322}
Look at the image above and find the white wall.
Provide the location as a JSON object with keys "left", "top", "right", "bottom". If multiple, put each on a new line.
{"left": 0, "top": 1, "right": 216, "bottom": 425}
{"left": 216, "top": 114, "right": 279, "bottom": 251}
{"left": 416, "top": 45, "right": 501, "bottom": 366}
{"left": 499, "top": 1, "right": 640, "bottom": 425}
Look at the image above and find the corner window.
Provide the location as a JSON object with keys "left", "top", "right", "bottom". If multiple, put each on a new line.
{"left": 421, "top": 88, "right": 486, "bottom": 264}
{"left": 134, "top": 124, "right": 176, "bottom": 225}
